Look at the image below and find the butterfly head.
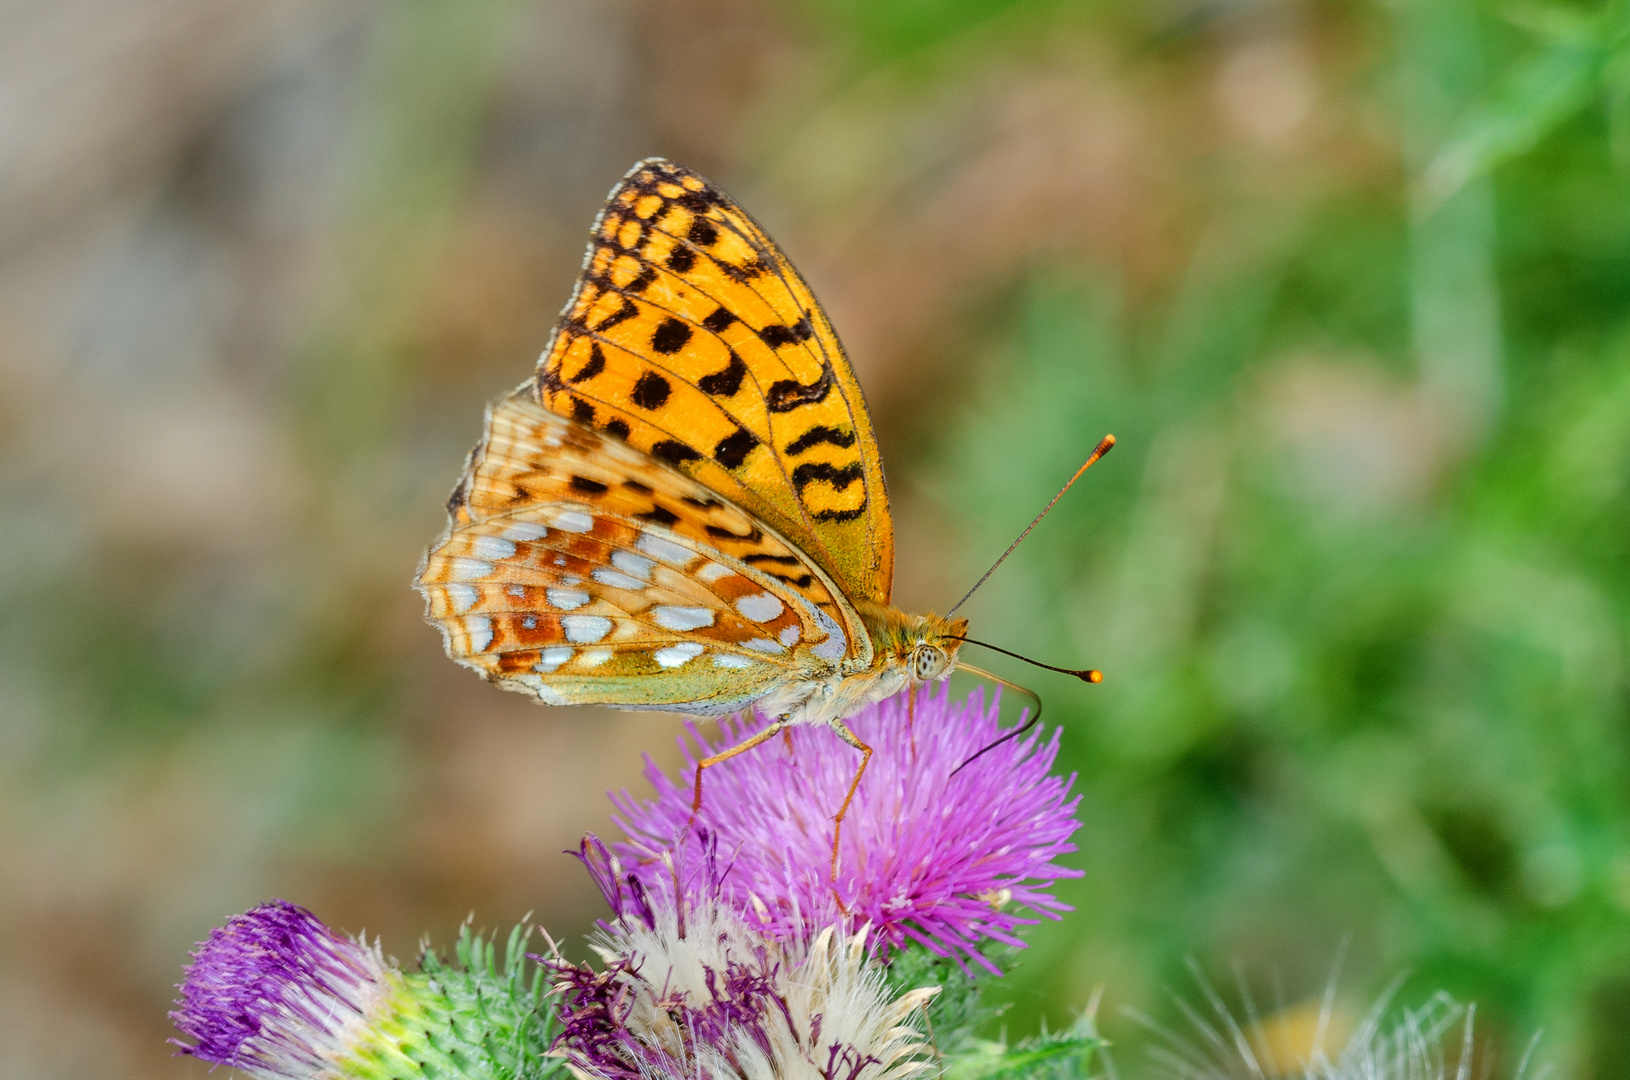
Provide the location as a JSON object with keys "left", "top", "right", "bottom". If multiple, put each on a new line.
{"left": 862, "top": 604, "right": 969, "bottom": 686}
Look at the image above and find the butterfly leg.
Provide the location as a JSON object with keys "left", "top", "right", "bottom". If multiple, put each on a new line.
{"left": 827, "top": 720, "right": 874, "bottom": 883}
{"left": 690, "top": 721, "right": 787, "bottom": 819}
{"left": 907, "top": 686, "right": 917, "bottom": 757}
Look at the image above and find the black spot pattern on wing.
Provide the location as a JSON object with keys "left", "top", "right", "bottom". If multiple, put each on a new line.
{"left": 623, "top": 264, "right": 657, "bottom": 294}
{"left": 701, "top": 306, "right": 737, "bottom": 333}
{"left": 756, "top": 315, "right": 814, "bottom": 349}
{"left": 705, "top": 520, "right": 763, "bottom": 542}
{"left": 570, "top": 344, "right": 606, "bottom": 384}
{"left": 536, "top": 364, "right": 566, "bottom": 395}
{"left": 766, "top": 359, "right": 834, "bottom": 412}
{"left": 744, "top": 553, "right": 805, "bottom": 567}
{"left": 593, "top": 297, "right": 638, "bottom": 333}
{"left": 714, "top": 254, "right": 770, "bottom": 283}
{"left": 666, "top": 245, "right": 697, "bottom": 273}
{"left": 812, "top": 506, "right": 866, "bottom": 524}
{"left": 651, "top": 318, "right": 692, "bottom": 355}
{"left": 445, "top": 473, "right": 471, "bottom": 519}
{"left": 792, "top": 461, "right": 863, "bottom": 493}
{"left": 714, "top": 426, "right": 759, "bottom": 469}
{"left": 785, "top": 425, "right": 857, "bottom": 454}
{"left": 636, "top": 504, "right": 680, "bottom": 526}
{"left": 688, "top": 218, "right": 719, "bottom": 246}
{"left": 698, "top": 350, "right": 747, "bottom": 397}
{"left": 632, "top": 371, "right": 672, "bottom": 410}
{"left": 652, "top": 439, "right": 702, "bottom": 465}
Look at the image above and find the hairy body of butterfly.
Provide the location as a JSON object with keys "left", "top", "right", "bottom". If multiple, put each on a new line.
{"left": 416, "top": 158, "right": 969, "bottom": 873}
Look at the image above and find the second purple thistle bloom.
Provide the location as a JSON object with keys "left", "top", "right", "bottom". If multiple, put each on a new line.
{"left": 612, "top": 684, "right": 1084, "bottom": 972}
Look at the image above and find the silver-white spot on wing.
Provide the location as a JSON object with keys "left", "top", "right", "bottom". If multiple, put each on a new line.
{"left": 547, "top": 587, "right": 590, "bottom": 611}
{"left": 651, "top": 606, "right": 714, "bottom": 631}
{"left": 507, "top": 584, "right": 526, "bottom": 598}
{"left": 471, "top": 535, "right": 517, "bottom": 561}
{"left": 696, "top": 562, "right": 732, "bottom": 583}
{"left": 653, "top": 642, "right": 705, "bottom": 668}
{"left": 546, "top": 507, "right": 595, "bottom": 533}
{"left": 521, "top": 615, "right": 537, "bottom": 629}
{"left": 744, "top": 637, "right": 785, "bottom": 655}
{"left": 446, "top": 558, "right": 494, "bottom": 581}
{"left": 464, "top": 616, "right": 493, "bottom": 652}
{"left": 535, "top": 647, "right": 573, "bottom": 672}
{"left": 501, "top": 522, "right": 549, "bottom": 542}
{"left": 592, "top": 569, "right": 649, "bottom": 591}
{"left": 444, "top": 583, "right": 478, "bottom": 614}
{"left": 561, "top": 615, "right": 612, "bottom": 643}
{"left": 610, "top": 550, "right": 654, "bottom": 580}
{"left": 810, "top": 606, "right": 848, "bottom": 661}
{"left": 713, "top": 653, "right": 755, "bottom": 669}
{"left": 577, "top": 647, "right": 614, "bottom": 667}
{"left": 735, "top": 592, "right": 785, "bottom": 623}
{"left": 638, "top": 532, "right": 697, "bottom": 567}
{"left": 778, "top": 624, "right": 801, "bottom": 647}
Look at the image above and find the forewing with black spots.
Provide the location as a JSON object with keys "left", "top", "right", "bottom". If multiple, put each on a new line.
{"left": 534, "top": 158, "right": 894, "bottom": 606}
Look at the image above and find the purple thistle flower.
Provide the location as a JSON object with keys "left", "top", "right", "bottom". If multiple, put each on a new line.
{"left": 553, "top": 836, "right": 938, "bottom": 1080}
{"left": 170, "top": 900, "right": 392, "bottom": 1080}
{"left": 611, "top": 684, "right": 1083, "bottom": 973}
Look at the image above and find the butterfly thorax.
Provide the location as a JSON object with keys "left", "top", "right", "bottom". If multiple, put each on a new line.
{"left": 742, "top": 604, "right": 966, "bottom": 730}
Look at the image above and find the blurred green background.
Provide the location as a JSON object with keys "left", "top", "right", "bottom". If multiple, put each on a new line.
{"left": 3, "top": 0, "right": 1629, "bottom": 1076}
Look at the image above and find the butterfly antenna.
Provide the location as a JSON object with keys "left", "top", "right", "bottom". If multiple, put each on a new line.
{"left": 945, "top": 635, "right": 1102, "bottom": 684}
{"left": 948, "top": 435, "right": 1115, "bottom": 615}
{"left": 950, "top": 662, "right": 1044, "bottom": 775}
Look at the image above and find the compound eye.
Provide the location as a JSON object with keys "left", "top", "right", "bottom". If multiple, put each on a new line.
{"left": 913, "top": 645, "right": 945, "bottom": 681}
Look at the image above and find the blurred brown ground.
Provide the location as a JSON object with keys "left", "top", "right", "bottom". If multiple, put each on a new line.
{"left": 0, "top": 1, "right": 1373, "bottom": 1076}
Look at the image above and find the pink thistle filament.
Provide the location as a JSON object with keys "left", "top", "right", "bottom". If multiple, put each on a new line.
{"left": 612, "top": 684, "right": 1083, "bottom": 973}
{"left": 168, "top": 901, "right": 389, "bottom": 1079}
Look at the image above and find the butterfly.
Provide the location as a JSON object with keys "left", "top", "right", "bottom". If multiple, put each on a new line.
{"left": 415, "top": 159, "right": 1104, "bottom": 872}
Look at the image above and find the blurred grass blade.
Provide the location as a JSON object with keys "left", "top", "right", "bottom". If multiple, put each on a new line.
{"left": 1424, "top": 6, "right": 1630, "bottom": 206}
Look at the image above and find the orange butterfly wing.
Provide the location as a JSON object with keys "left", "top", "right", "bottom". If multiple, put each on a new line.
{"left": 531, "top": 158, "right": 894, "bottom": 606}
